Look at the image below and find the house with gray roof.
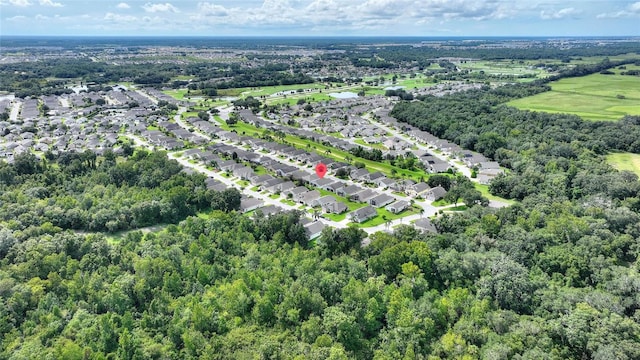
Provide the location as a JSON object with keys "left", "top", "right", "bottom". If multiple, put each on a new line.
{"left": 426, "top": 186, "right": 447, "bottom": 201}
{"left": 304, "top": 221, "right": 326, "bottom": 240}
{"left": 414, "top": 218, "right": 437, "bottom": 233}
{"left": 300, "top": 190, "right": 321, "bottom": 206}
{"left": 369, "top": 193, "right": 395, "bottom": 208}
{"left": 386, "top": 200, "right": 410, "bottom": 214}
{"left": 240, "top": 197, "right": 264, "bottom": 213}
{"left": 337, "top": 184, "right": 364, "bottom": 199}
{"left": 353, "top": 188, "right": 378, "bottom": 203}
{"left": 349, "top": 206, "right": 378, "bottom": 223}
{"left": 323, "top": 201, "right": 348, "bottom": 214}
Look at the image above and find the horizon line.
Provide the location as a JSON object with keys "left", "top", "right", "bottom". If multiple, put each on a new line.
{"left": 2, "top": 34, "right": 640, "bottom": 39}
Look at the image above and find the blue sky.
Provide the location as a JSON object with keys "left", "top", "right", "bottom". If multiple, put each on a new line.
{"left": 1, "top": 0, "right": 639, "bottom": 36}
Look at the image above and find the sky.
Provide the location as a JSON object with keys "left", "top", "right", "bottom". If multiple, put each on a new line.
{"left": 0, "top": 0, "right": 639, "bottom": 37}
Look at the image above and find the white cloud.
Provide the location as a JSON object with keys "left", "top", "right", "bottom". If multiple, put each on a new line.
{"left": 116, "top": 2, "right": 130, "bottom": 9}
{"left": 540, "top": 7, "right": 580, "bottom": 20}
{"left": 142, "top": 2, "right": 179, "bottom": 13}
{"left": 8, "top": 0, "right": 32, "bottom": 6}
{"left": 39, "top": 0, "right": 62, "bottom": 6}
{"left": 597, "top": 1, "right": 640, "bottom": 18}
{"left": 7, "top": 15, "right": 27, "bottom": 20}
{"left": 104, "top": 12, "right": 137, "bottom": 22}
{"left": 198, "top": 2, "right": 229, "bottom": 16}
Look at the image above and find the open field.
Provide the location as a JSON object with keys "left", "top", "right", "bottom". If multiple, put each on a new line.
{"left": 508, "top": 70, "right": 640, "bottom": 121}
{"left": 607, "top": 152, "right": 640, "bottom": 177}
{"left": 475, "top": 184, "right": 517, "bottom": 205}
{"left": 458, "top": 60, "right": 548, "bottom": 78}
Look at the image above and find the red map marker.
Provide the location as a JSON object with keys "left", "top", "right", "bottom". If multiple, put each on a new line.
{"left": 315, "top": 162, "right": 327, "bottom": 179}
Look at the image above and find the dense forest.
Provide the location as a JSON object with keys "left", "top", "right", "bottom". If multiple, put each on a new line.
{"left": 2, "top": 157, "right": 640, "bottom": 358}
{"left": 0, "top": 150, "right": 241, "bottom": 234}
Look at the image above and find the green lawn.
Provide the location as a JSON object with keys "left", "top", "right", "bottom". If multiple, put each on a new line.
{"left": 431, "top": 198, "right": 452, "bottom": 207}
{"left": 268, "top": 93, "right": 333, "bottom": 106}
{"left": 607, "top": 152, "right": 640, "bottom": 177}
{"left": 354, "top": 139, "right": 387, "bottom": 150}
{"left": 182, "top": 111, "right": 199, "bottom": 120}
{"left": 355, "top": 206, "right": 421, "bottom": 228}
{"left": 216, "top": 83, "right": 328, "bottom": 99}
{"left": 163, "top": 89, "right": 189, "bottom": 100}
{"left": 325, "top": 213, "right": 347, "bottom": 222}
{"left": 508, "top": 70, "right": 640, "bottom": 121}
{"left": 458, "top": 60, "right": 548, "bottom": 78}
{"left": 475, "top": 183, "right": 517, "bottom": 205}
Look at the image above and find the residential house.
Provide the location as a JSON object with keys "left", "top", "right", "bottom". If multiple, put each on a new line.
{"left": 350, "top": 168, "right": 369, "bottom": 181}
{"left": 232, "top": 166, "right": 255, "bottom": 180}
{"left": 263, "top": 178, "right": 285, "bottom": 193}
{"left": 250, "top": 174, "right": 275, "bottom": 186}
{"left": 386, "top": 200, "right": 410, "bottom": 214}
{"left": 426, "top": 186, "right": 447, "bottom": 201}
{"left": 217, "top": 160, "right": 237, "bottom": 172}
{"left": 254, "top": 205, "right": 283, "bottom": 218}
{"left": 477, "top": 168, "right": 504, "bottom": 185}
{"left": 378, "top": 177, "right": 396, "bottom": 189}
{"left": 205, "top": 178, "right": 228, "bottom": 192}
{"left": 323, "top": 201, "right": 348, "bottom": 214}
{"left": 391, "top": 179, "right": 416, "bottom": 192}
{"left": 304, "top": 221, "right": 326, "bottom": 240}
{"left": 312, "top": 195, "right": 337, "bottom": 208}
{"left": 308, "top": 176, "right": 334, "bottom": 188}
{"left": 348, "top": 206, "right": 378, "bottom": 223}
{"left": 369, "top": 193, "right": 395, "bottom": 208}
{"left": 337, "top": 184, "right": 363, "bottom": 199}
{"left": 407, "top": 182, "right": 431, "bottom": 197}
{"left": 414, "top": 218, "right": 437, "bottom": 233}
{"left": 285, "top": 186, "right": 309, "bottom": 200}
{"left": 366, "top": 171, "right": 386, "bottom": 184}
{"left": 301, "top": 190, "right": 321, "bottom": 206}
{"left": 325, "top": 182, "right": 345, "bottom": 193}
{"left": 240, "top": 197, "right": 264, "bottom": 213}
{"left": 353, "top": 189, "right": 377, "bottom": 203}
{"left": 277, "top": 181, "right": 297, "bottom": 193}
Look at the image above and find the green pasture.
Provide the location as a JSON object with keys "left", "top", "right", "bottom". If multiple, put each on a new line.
{"left": 606, "top": 152, "right": 640, "bottom": 177}
{"left": 457, "top": 60, "right": 548, "bottom": 77}
{"left": 508, "top": 70, "right": 640, "bottom": 121}
{"left": 268, "top": 93, "right": 333, "bottom": 106}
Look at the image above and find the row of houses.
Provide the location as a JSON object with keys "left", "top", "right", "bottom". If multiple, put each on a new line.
{"left": 377, "top": 109, "right": 505, "bottom": 183}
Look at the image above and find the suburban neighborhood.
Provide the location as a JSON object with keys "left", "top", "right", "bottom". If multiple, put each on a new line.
{"left": 0, "top": 80, "right": 509, "bottom": 236}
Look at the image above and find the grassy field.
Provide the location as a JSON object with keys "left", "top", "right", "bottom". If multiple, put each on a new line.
{"left": 475, "top": 184, "right": 517, "bottom": 205}
{"left": 508, "top": 69, "right": 640, "bottom": 121}
{"left": 458, "top": 60, "right": 548, "bottom": 78}
{"left": 607, "top": 152, "right": 640, "bottom": 177}
{"left": 163, "top": 89, "right": 190, "bottom": 100}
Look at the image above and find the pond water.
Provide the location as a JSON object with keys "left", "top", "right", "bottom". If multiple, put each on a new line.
{"left": 328, "top": 92, "right": 359, "bottom": 99}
